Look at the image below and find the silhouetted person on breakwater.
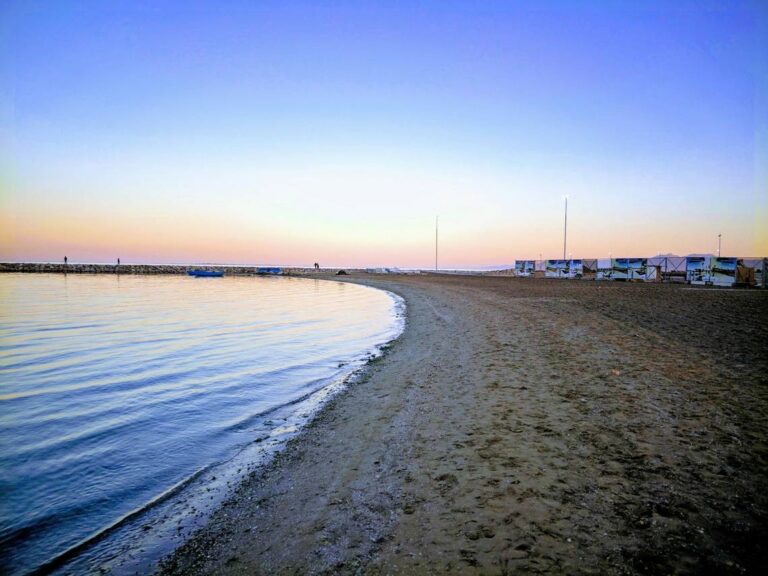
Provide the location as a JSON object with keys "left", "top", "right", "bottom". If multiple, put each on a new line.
{"left": 64, "top": 256, "right": 68, "bottom": 265}
{"left": 117, "top": 258, "right": 120, "bottom": 266}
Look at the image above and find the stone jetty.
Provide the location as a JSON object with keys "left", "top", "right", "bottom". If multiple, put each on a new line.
{"left": 0, "top": 262, "right": 366, "bottom": 276}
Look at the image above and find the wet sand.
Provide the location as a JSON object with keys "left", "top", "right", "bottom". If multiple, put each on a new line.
{"left": 160, "top": 274, "right": 768, "bottom": 575}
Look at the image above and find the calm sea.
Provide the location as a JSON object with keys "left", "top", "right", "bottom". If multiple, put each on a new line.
{"left": 0, "top": 273, "right": 403, "bottom": 575}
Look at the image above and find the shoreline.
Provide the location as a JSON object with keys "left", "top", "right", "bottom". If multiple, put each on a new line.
{"left": 46, "top": 340, "right": 403, "bottom": 576}
{"left": 158, "top": 273, "right": 768, "bottom": 574}
{"left": 13, "top": 277, "right": 405, "bottom": 576}
{"left": 50, "top": 308, "right": 403, "bottom": 576}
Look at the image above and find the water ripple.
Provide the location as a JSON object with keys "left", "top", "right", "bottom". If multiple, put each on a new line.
{"left": 0, "top": 273, "right": 400, "bottom": 575}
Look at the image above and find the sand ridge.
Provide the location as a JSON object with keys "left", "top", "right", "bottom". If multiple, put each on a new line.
{"left": 159, "top": 275, "right": 768, "bottom": 575}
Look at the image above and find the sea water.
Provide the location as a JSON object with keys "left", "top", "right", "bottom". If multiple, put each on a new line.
{"left": 0, "top": 273, "right": 403, "bottom": 575}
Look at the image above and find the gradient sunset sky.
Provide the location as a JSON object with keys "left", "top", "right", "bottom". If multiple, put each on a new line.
{"left": 1, "top": 1, "right": 767, "bottom": 267}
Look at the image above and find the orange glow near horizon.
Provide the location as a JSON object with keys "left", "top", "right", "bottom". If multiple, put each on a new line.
{"left": 2, "top": 195, "right": 766, "bottom": 268}
{"left": 3, "top": 2, "right": 767, "bottom": 268}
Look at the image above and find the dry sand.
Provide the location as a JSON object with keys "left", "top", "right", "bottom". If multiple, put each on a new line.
{"left": 160, "top": 274, "right": 768, "bottom": 575}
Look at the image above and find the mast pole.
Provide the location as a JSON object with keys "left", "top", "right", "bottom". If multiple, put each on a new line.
{"left": 563, "top": 196, "right": 568, "bottom": 260}
{"left": 435, "top": 215, "right": 439, "bottom": 271}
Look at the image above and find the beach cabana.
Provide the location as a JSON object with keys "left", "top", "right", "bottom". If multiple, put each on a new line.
{"left": 741, "top": 258, "right": 766, "bottom": 287}
{"left": 625, "top": 258, "right": 658, "bottom": 281}
{"left": 613, "top": 258, "right": 631, "bottom": 280}
{"left": 709, "top": 257, "right": 740, "bottom": 287}
{"left": 685, "top": 257, "right": 754, "bottom": 287}
{"left": 582, "top": 259, "right": 598, "bottom": 279}
{"left": 686, "top": 257, "right": 708, "bottom": 284}
{"left": 596, "top": 258, "right": 656, "bottom": 281}
{"left": 596, "top": 258, "right": 613, "bottom": 280}
{"left": 649, "top": 256, "right": 686, "bottom": 282}
{"left": 514, "top": 260, "right": 535, "bottom": 277}
{"left": 544, "top": 259, "right": 584, "bottom": 279}
{"left": 568, "top": 259, "right": 584, "bottom": 278}
{"left": 606, "top": 258, "right": 632, "bottom": 280}
{"left": 545, "top": 259, "right": 569, "bottom": 278}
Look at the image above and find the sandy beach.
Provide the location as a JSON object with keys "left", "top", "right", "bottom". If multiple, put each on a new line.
{"left": 160, "top": 274, "right": 768, "bottom": 575}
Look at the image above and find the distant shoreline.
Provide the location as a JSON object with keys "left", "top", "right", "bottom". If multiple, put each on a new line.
{"left": 0, "top": 262, "right": 513, "bottom": 277}
{"left": 0, "top": 262, "right": 357, "bottom": 276}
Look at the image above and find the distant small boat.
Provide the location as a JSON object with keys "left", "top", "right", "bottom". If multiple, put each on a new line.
{"left": 256, "top": 267, "right": 282, "bottom": 275}
{"left": 188, "top": 270, "right": 224, "bottom": 277}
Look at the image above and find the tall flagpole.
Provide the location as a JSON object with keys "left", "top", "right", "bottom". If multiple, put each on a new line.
{"left": 435, "top": 215, "right": 439, "bottom": 271}
{"left": 563, "top": 196, "right": 568, "bottom": 260}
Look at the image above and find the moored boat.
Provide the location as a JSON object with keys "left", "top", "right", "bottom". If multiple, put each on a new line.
{"left": 187, "top": 270, "right": 224, "bottom": 277}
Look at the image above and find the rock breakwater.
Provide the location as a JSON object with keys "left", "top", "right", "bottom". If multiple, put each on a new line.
{"left": 0, "top": 263, "right": 360, "bottom": 276}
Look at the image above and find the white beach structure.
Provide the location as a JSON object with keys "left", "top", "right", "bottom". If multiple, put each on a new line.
{"left": 545, "top": 259, "right": 583, "bottom": 279}
{"left": 568, "top": 259, "right": 584, "bottom": 278}
{"left": 708, "top": 257, "right": 740, "bottom": 287}
{"left": 596, "top": 258, "right": 658, "bottom": 281}
{"left": 514, "top": 260, "right": 536, "bottom": 277}
{"left": 596, "top": 258, "right": 612, "bottom": 280}
{"left": 686, "top": 256, "right": 709, "bottom": 284}
{"left": 545, "top": 259, "right": 569, "bottom": 278}
{"left": 685, "top": 256, "right": 755, "bottom": 287}
{"left": 743, "top": 258, "right": 767, "bottom": 288}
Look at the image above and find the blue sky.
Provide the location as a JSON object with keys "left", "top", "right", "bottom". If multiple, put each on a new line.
{"left": 2, "top": 1, "right": 766, "bottom": 265}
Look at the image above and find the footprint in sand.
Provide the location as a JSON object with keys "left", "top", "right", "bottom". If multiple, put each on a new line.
{"left": 434, "top": 473, "right": 459, "bottom": 495}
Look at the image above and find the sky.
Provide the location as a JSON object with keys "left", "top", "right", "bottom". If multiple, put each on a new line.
{"left": 1, "top": 0, "right": 767, "bottom": 267}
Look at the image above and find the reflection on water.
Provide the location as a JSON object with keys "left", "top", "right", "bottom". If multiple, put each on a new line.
{"left": 0, "top": 273, "right": 400, "bottom": 575}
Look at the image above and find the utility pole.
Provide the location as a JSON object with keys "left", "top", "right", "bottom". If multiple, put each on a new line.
{"left": 718, "top": 233, "right": 721, "bottom": 257}
{"left": 435, "top": 215, "right": 439, "bottom": 272}
{"left": 563, "top": 196, "right": 568, "bottom": 260}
